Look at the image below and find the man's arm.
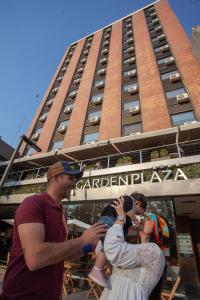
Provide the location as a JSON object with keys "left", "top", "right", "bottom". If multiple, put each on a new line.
{"left": 18, "top": 222, "right": 106, "bottom": 271}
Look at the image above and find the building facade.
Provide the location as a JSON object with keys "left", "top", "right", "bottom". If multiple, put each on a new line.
{"left": 0, "top": 0, "right": 200, "bottom": 297}
{"left": 192, "top": 25, "right": 200, "bottom": 64}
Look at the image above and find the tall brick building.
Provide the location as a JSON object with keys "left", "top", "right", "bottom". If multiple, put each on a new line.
{"left": 1, "top": 0, "right": 200, "bottom": 297}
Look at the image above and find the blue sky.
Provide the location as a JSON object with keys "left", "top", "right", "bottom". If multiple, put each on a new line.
{"left": 0, "top": 0, "right": 200, "bottom": 148}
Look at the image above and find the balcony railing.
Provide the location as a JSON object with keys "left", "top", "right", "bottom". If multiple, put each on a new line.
{"left": 1, "top": 139, "right": 200, "bottom": 184}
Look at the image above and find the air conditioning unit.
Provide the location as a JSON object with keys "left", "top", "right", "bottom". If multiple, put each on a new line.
{"left": 129, "top": 132, "right": 141, "bottom": 136}
{"left": 126, "top": 23, "right": 132, "bottom": 29}
{"left": 125, "top": 18, "right": 131, "bottom": 23}
{"left": 86, "top": 43, "right": 91, "bottom": 48}
{"left": 52, "top": 87, "right": 59, "bottom": 94}
{"left": 64, "top": 106, "right": 72, "bottom": 114}
{"left": 127, "top": 47, "right": 134, "bottom": 53}
{"left": 32, "top": 133, "right": 40, "bottom": 141}
{"left": 127, "top": 38, "right": 134, "bottom": 44}
{"left": 150, "top": 12, "right": 156, "bottom": 17}
{"left": 87, "top": 36, "right": 93, "bottom": 42}
{"left": 65, "top": 59, "right": 70, "bottom": 64}
{"left": 152, "top": 18, "right": 159, "bottom": 24}
{"left": 58, "top": 125, "right": 67, "bottom": 133}
{"left": 176, "top": 93, "right": 189, "bottom": 103}
{"left": 46, "top": 99, "right": 53, "bottom": 107}
{"left": 126, "top": 30, "right": 133, "bottom": 37}
{"left": 157, "top": 34, "right": 165, "bottom": 41}
{"left": 102, "top": 48, "right": 108, "bottom": 55}
{"left": 81, "top": 58, "right": 86, "bottom": 64}
{"left": 155, "top": 25, "right": 162, "bottom": 32}
{"left": 69, "top": 91, "right": 77, "bottom": 98}
{"left": 77, "top": 68, "right": 84, "bottom": 74}
{"left": 128, "top": 57, "right": 135, "bottom": 64}
{"left": 89, "top": 116, "right": 100, "bottom": 125}
{"left": 104, "top": 34, "right": 110, "bottom": 39}
{"left": 95, "top": 81, "right": 104, "bottom": 88}
{"left": 61, "top": 66, "right": 67, "bottom": 72}
{"left": 100, "top": 58, "right": 107, "bottom": 64}
{"left": 183, "top": 121, "right": 197, "bottom": 125}
{"left": 74, "top": 78, "right": 81, "bottom": 84}
{"left": 165, "top": 57, "right": 174, "bottom": 65}
{"left": 97, "top": 68, "right": 106, "bottom": 75}
{"left": 105, "top": 28, "right": 111, "bottom": 33}
{"left": 83, "top": 50, "right": 89, "bottom": 55}
{"left": 57, "top": 76, "right": 63, "bottom": 82}
{"left": 68, "top": 52, "right": 73, "bottom": 57}
{"left": 127, "top": 86, "right": 138, "bottom": 94}
{"left": 103, "top": 41, "right": 109, "bottom": 47}
{"left": 129, "top": 106, "right": 140, "bottom": 114}
{"left": 148, "top": 7, "right": 154, "bottom": 12}
{"left": 93, "top": 96, "right": 103, "bottom": 104}
{"left": 127, "top": 69, "right": 136, "bottom": 77}
{"left": 39, "top": 114, "right": 47, "bottom": 122}
{"left": 160, "top": 45, "right": 169, "bottom": 52}
{"left": 170, "top": 73, "right": 181, "bottom": 83}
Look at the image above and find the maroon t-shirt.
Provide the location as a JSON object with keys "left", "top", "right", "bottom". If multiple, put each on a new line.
{"left": 0, "top": 193, "right": 67, "bottom": 300}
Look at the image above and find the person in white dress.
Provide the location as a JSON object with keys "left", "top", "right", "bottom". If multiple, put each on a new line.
{"left": 100, "top": 198, "right": 165, "bottom": 300}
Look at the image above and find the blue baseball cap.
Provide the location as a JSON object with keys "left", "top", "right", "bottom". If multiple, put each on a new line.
{"left": 47, "top": 160, "right": 83, "bottom": 180}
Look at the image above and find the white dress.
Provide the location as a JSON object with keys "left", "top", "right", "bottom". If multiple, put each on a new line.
{"left": 100, "top": 224, "right": 165, "bottom": 300}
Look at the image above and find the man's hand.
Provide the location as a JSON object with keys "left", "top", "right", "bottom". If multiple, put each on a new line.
{"left": 80, "top": 222, "right": 107, "bottom": 248}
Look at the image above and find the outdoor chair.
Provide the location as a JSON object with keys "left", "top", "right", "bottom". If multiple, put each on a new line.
{"left": 161, "top": 275, "right": 181, "bottom": 300}
{"left": 86, "top": 277, "right": 102, "bottom": 300}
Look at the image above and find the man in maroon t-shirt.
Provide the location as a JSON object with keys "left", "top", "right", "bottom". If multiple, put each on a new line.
{"left": 0, "top": 161, "right": 106, "bottom": 300}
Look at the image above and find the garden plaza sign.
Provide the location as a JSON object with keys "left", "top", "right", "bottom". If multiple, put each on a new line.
{"left": 76, "top": 166, "right": 189, "bottom": 190}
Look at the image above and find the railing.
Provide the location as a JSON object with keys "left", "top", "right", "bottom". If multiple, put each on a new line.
{"left": 1, "top": 139, "right": 200, "bottom": 184}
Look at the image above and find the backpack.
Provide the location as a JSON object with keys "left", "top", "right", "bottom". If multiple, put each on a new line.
{"left": 151, "top": 213, "right": 170, "bottom": 250}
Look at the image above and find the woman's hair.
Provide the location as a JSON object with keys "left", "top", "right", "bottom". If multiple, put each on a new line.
{"left": 130, "top": 192, "right": 147, "bottom": 210}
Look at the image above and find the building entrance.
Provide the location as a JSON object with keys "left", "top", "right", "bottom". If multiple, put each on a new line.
{"left": 189, "top": 219, "right": 200, "bottom": 279}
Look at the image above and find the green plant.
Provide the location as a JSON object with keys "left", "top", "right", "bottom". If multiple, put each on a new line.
{"left": 160, "top": 148, "right": 169, "bottom": 158}
{"left": 151, "top": 150, "right": 159, "bottom": 160}
{"left": 116, "top": 156, "right": 132, "bottom": 165}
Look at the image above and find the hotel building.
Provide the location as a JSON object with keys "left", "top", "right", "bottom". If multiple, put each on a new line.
{"left": 0, "top": 0, "right": 200, "bottom": 297}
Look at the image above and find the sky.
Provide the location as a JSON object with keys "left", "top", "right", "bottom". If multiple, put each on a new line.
{"left": 0, "top": 0, "right": 200, "bottom": 148}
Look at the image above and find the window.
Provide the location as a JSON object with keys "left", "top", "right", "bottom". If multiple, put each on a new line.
{"left": 154, "top": 46, "right": 161, "bottom": 53}
{"left": 59, "top": 120, "right": 69, "bottom": 127}
{"left": 51, "top": 140, "right": 64, "bottom": 151}
{"left": 35, "top": 128, "right": 42, "bottom": 134}
{"left": 83, "top": 132, "right": 99, "bottom": 144}
{"left": 157, "top": 56, "right": 171, "bottom": 65}
{"left": 123, "top": 57, "right": 135, "bottom": 64}
{"left": 94, "top": 79, "right": 105, "bottom": 88}
{"left": 165, "top": 88, "right": 186, "bottom": 99}
{"left": 91, "top": 93, "right": 104, "bottom": 101}
{"left": 161, "top": 70, "right": 178, "bottom": 80}
{"left": 152, "top": 36, "right": 158, "bottom": 43}
{"left": 124, "top": 100, "right": 140, "bottom": 110}
{"left": 123, "top": 82, "right": 138, "bottom": 92}
{"left": 171, "top": 111, "right": 195, "bottom": 126}
{"left": 123, "top": 122, "right": 142, "bottom": 136}
{"left": 88, "top": 110, "right": 101, "bottom": 119}
{"left": 25, "top": 147, "right": 35, "bottom": 156}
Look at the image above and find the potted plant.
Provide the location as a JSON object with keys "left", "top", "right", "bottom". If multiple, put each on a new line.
{"left": 151, "top": 150, "right": 159, "bottom": 161}
{"left": 116, "top": 156, "right": 132, "bottom": 166}
{"left": 160, "top": 148, "right": 170, "bottom": 159}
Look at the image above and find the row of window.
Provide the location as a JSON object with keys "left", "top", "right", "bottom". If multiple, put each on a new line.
{"left": 144, "top": 5, "right": 197, "bottom": 127}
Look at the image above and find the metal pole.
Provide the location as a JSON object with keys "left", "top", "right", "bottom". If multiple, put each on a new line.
{"left": 0, "top": 136, "right": 24, "bottom": 189}
{"left": 0, "top": 135, "right": 41, "bottom": 190}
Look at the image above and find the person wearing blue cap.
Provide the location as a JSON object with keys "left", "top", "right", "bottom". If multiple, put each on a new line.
{"left": 1, "top": 160, "right": 107, "bottom": 300}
